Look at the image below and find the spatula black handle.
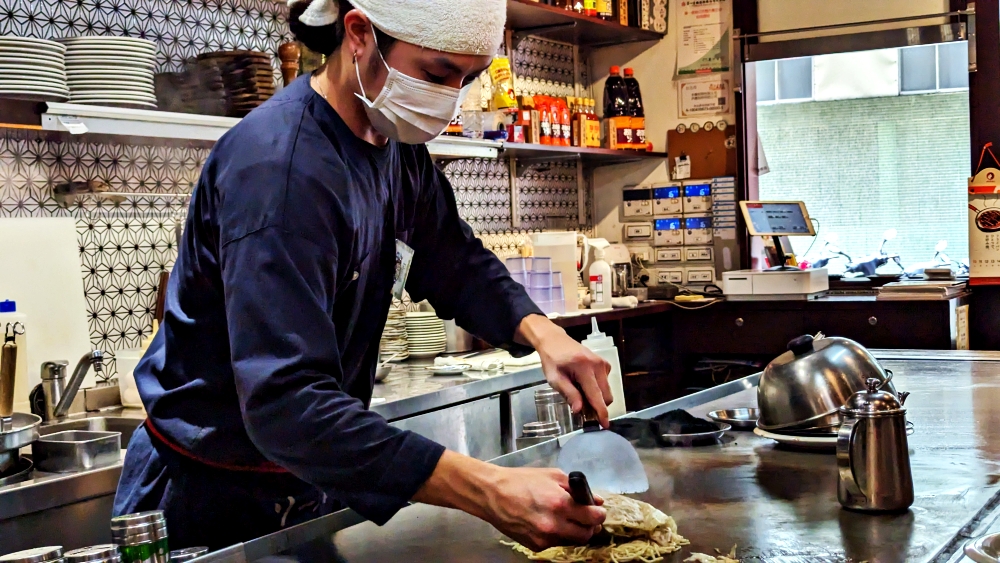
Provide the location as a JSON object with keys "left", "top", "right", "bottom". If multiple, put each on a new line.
{"left": 568, "top": 471, "right": 596, "bottom": 506}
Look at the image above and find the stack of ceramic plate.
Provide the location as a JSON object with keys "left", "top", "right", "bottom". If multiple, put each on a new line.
{"left": 59, "top": 36, "right": 157, "bottom": 109}
{"left": 0, "top": 36, "right": 68, "bottom": 101}
{"left": 379, "top": 306, "right": 409, "bottom": 361}
{"left": 405, "top": 312, "right": 447, "bottom": 359}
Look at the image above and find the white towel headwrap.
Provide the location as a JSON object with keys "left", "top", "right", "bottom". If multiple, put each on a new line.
{"left": 287, "top": 0, "right": 507, "bottom": 57}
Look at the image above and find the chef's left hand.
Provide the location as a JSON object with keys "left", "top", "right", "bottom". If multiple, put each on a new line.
{"left": 517, "top": 315, "right": 613, "bottom": 428}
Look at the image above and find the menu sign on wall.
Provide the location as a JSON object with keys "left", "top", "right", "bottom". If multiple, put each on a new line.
{"left": 677, "top": 0, "right": 731, "bottom": 75}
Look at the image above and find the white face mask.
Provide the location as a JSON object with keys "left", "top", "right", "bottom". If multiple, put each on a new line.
{"left": 355, "top": 28, "right": 471, "bottom": 145}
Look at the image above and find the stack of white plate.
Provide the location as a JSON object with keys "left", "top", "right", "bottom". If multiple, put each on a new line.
{"left": 0, "top": 36, "right": 68, "bottom": 101}
{"left": 405, "top": 312, "right": 447, "bottom": 359}
{"left": 58, "top": 36, "right": 157, "bottom": 109}
{"left": 379, "top": 307, "right": 409, "bottom": 361}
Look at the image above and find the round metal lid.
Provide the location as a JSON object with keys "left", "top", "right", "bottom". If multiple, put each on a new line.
{"left": 0, "top": 547, "right": 63, "bottom": 563}
{"left": 64, "top": 546, "right": 118, "bottom": 563}
{"left": 0, "top": 412, "right": 42, "bottom": 453}
{"left": 841, "top": 378, "right": 904, "bottom": 414}
{"left": 522, "top": 421, "right": 561, "bottom": 437}
{"left": 110, "top": 510, "right": 165, "bottom": 529}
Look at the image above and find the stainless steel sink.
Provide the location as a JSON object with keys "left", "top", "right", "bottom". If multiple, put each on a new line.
{"left": 0, "top": 412, "right": 146, "bottom": 551}
{"left": 39, "top": 415, "right": 144, "bottom": 446}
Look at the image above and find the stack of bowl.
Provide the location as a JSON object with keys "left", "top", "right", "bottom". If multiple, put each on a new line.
{"left": 756, "top": 335, "right": 898, "bottom": 439}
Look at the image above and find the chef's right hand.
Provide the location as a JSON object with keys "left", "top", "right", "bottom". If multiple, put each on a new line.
{"left": 412, "top": 451, "right": 606, "bottom": 552}
{"left": 484, "top": 466, "right": 607, "bottom": 551}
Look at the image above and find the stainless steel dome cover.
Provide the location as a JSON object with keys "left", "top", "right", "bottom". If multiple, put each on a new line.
{"left": 758, "top": 334, "right": 897, "bottom": 431}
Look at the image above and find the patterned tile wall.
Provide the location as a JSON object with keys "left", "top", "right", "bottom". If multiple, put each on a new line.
{"left": 0, "top": 130, "right": 198, "bottom": 377}
{"left": 0, "top": 2, "right": 591, "bottom": 376}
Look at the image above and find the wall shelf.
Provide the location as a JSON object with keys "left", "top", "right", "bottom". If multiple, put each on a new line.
{"left": 503, "top": 143, "right": 667, "bottom": 172}
{"left": 19, "top": 103, "right": 666, "bottom": 167}
{"left": 41, "top": 103, "right": 239, "bottom": 142}
{"left": 506, "top": 0, "right": 665, "bottom": 47}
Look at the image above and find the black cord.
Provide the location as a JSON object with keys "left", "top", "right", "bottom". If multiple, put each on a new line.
{"left": 800, "top": 218, "right": 822, "bottom": 259}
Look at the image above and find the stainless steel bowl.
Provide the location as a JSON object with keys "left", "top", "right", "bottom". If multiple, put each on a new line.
{"left": 707, "top": 408, "right": 759, "bottom": 430}
{"left": 757, "top": 335, "right": 896, "bottom": 432}
{"left": 966, "top": 533, "right": 1000, "bottom": 563}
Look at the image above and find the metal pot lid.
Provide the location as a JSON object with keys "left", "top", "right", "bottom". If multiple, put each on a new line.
{"left": 769, "top": 335, "right": 877, "bottom": 368}
{"left": 64, "top": 546, "right": 118, "bottom": 563}
{"left": 0, "top": 547, "right": 63, "bottom": 563}
{"left": 0, "top": 412, "right": 42, "bottom": 453}
{"left": 110, "top": 510, "right": 166, "bottom": 529}
{"left": 841, "top": 378, "right": 904, "bottom": 414}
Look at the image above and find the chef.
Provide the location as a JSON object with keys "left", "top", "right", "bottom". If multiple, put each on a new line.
{"left": 114, "top": 0, "right": 612, "bottom": 552}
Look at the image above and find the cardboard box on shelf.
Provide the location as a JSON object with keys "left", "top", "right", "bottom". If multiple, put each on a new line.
{"left": 605, "top": 116, "right": 634, "bottom": 150}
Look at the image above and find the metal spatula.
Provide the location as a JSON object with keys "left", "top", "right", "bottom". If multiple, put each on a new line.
{"left": 557, "top": 402, "right": 648, "bottom": 494}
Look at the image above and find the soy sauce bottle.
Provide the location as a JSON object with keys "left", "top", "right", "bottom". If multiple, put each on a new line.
{"left": 603, "top": 66, "right": 628, "bottom": 118}
{"left": 624, "top": 67, "right": 644, "bottom": 118}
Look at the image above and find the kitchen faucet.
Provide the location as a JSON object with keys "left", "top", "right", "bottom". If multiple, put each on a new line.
{"left": 40, "top": 350, "right": 104, "bottom": 420}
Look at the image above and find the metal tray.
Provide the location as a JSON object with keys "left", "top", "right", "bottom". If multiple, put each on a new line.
{"left": 707, "top": 408, "right": 759, "bottom": 430}
{"left": 660, "top": 422, "right": 731, "bottom": 446}
{"left": 33, "top": 430, "right": 121, "bottom": 473}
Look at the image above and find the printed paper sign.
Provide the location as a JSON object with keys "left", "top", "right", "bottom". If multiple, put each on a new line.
{"left": 678, "top": 76, "right": 731, "bottom": 116}
{"left": 677, "top": 0, "right": 731, "bottom": 75}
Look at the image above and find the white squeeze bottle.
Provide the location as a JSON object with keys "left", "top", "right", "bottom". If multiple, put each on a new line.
{"left": 588, "top": 246, "right": 613, "bottom": 310}
{"left": 583, "top": 317, "right": 626, "bottom": 418}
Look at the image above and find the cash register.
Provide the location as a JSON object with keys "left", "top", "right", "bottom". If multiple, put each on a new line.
{"left": 722, "top": 201, "right": 829, "bottom": 300}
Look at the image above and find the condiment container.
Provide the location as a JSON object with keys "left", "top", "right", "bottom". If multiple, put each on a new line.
{"left": 111, "top": 511, "right": 169, "bottom": 563}
{"left": 64, "top": 546, "right": 120, "bottom": 563}
{"left": 0, "top": 547, "right": 64, "bottom": 563}
{"left": 167, "top": 548, "right": 208, "bottom": 563}
{"left": 516, "top": 421, "right": 562, "bottom": 450}
{"left": 581, "top": 318, "right": 627, "bottom": 418}
{"left": 534, "top": 386, "right": 574, "bottom": 434}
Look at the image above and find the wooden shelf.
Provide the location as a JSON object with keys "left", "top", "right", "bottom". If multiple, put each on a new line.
{"left": 506, "top": 0, "right": 665, "bottom": 47}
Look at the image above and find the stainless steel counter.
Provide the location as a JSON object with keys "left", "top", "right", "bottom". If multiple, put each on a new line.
{"left": 370, "top": 359, "right": 544, "bottom": 420}
{"left": 0, "top": 361, "right": 548, "bottom": 548}
{"left": 213, "top": 355, "right": 1000, "bottom": 563}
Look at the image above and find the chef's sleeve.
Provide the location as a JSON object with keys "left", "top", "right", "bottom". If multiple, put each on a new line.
{"left": 405, "top": 150, "right": 544, "bottom": 353}
{"left": 218, "top": 172, "right": 444, "bottom": 526}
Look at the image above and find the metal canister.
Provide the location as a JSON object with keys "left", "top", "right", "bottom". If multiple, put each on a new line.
{"left": 64, "top": 546, "right": 120, "bottom": 563}
{"left": 0, "top": 547, "right": 64, "bottom": 563}
{"left": 167, "top": 549, "right": 208, "bottom": 563}
{"left": 111, "top": 511, "right": 169, "bottom": 563}
{"left": 516, "top": 420, "right": 562, "bottom": 450}
{"left": 534, "top": 386, "right": 574, "bottom": 434}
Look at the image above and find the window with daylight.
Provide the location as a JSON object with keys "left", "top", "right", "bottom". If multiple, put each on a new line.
{"left": 753, "top": 44, "right": 970, "bottom": 274}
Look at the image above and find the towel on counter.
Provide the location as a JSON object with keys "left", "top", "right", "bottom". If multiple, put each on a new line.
{"left": 434, "top": 351, "right": 542, "bottom": 370}
{"left": 612, "top": 296, "right": 639, "bottom": 309}
{"left": 287, "top": 0, "right": 506, "bottom": 56}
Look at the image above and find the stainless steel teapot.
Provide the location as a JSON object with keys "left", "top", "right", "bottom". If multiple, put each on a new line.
{"left": 837, "top": 377, "right": 913, "bottom": 512}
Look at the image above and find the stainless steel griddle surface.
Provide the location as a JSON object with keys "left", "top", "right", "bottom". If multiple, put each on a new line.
{"left": 306, "top": 359, "right": 1000, "bottom": 562}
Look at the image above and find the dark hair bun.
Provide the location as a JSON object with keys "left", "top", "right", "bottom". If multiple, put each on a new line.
{"left": 288, "top": 0, "right": 351, "bottom": 57}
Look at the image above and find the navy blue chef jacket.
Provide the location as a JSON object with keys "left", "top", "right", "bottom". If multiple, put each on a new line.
{"left": 114, "top": 75, "right": 542, "bottom": 548}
